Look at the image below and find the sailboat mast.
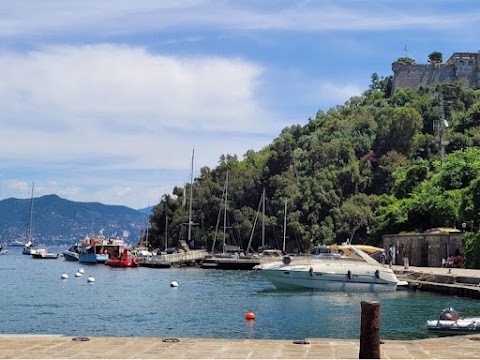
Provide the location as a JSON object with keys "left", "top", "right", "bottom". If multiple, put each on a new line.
{"left": 187, "top": 149, "right": 194, "bottom": 244}
{"left": 28, "top": 181, "right": 34, "bottom": 240}
{"left": 262, "top": 187, "right": 265, "bottom": 248}
{"left": 164, "top": 216, "right": 168, "bottom": 251}
{"left": 283, "top": 198, "right": 287, "bottom": 253}
{"left": 145, "top": 205, "right": 150, "bottom": 250}
{"left": 223, "top": 171, "right": 228, "bottom": 254}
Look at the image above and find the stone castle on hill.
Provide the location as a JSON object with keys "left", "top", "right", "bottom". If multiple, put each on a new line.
{"left": 392, "top": 52, "right": 480, "bottom": 93}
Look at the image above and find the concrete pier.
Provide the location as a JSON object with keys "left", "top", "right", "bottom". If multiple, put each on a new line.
{"left": 140, "top": 250, "right": 208, "bottom": 268}
{"left": 392, "top": 265, "right": 480, "bottom": 299}
{"left": 1, "top": 334, "right": 480, "bottom": 359}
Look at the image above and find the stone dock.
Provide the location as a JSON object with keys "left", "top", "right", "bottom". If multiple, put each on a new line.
{"left": 2, "top": 333, "right": 480, "bottom": 359}
{"left": 392, "top": 264, "right": 480, "bottom": 299}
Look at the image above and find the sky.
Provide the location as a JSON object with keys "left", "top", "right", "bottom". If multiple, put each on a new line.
{"left": 1, "top": 0, "right": 480, "bottom": 210}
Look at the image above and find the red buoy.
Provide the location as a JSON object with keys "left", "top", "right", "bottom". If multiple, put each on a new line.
{"left": 245, "top": 312, "right": 256, "bottom": 320}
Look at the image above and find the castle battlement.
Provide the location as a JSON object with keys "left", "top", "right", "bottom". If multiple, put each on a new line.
{"left": 392, "top": 52, "right": 480, "bottom": 93}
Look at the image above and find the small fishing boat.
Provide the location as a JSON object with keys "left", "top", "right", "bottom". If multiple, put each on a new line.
{"left": 427, "top": 307, "right": 480, "bottom": 335}
{"left": 105, "top": 249, "right": 139, "bottom": 268}
{"left": 31, "top": 248, "right": 59, "bottom": 259}
{"left": 0, "top": 243, "right": 8, "bottom": 255}
{"left": 78, "top": 233, "right": 127, "bottom": 264}
{"left": 63, "top": 243, "right": 80, "bottom": 261}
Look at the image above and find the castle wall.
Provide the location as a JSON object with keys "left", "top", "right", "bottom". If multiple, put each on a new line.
{"left": 392, "top": 52, "right": 480, "bottom": 93}
{"left": 391, "top": 63, "right": 455, "bottom": 93}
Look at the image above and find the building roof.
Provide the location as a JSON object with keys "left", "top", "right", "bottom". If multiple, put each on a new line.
{"left": 424, "top": 227, "right": 461, "bottom": 234}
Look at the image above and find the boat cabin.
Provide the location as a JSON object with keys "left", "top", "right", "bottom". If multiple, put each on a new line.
{"left": 311, "top": 245, "right": 342, "bottom": 258}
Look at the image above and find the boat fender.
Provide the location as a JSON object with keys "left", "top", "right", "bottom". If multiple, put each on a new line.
{"left": 282, "top": 255, "right": 291, "bottom": 265}
{"left": 375, "top": 269, "right": 380, "bottom": 279}
{"left": 309, "top": 266, "right": 313, "bottom": 277}
{"left": 347, "top": 270, "right": 352, "bottom": 280}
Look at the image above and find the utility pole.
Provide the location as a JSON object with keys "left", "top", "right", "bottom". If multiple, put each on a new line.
{"left": 433, "top": 92, "right": 448, "bottom": 165}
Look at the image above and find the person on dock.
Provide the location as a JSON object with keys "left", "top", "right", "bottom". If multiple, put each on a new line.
{"left": 454, "top": 250, "right": 462, "bottom": 268}
{"left": 403, "top": 251, "right": 409, "bottom": 270}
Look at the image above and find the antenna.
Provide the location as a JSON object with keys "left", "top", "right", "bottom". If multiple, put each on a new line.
{"left": 187, "top": 149, "right": 194, "bottom": 244}
{"left": 262, "top": 187, "right": 265, "bottom": 248}
{"left": 433, "top": 92, "right": 448, "bottom": 165}
{"left": 283, "top": 198, "right": 287, "bottom": 253}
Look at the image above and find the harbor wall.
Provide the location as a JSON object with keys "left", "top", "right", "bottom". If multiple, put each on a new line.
{"left": 383, "top": 231, "right": 463, "bottom": 267}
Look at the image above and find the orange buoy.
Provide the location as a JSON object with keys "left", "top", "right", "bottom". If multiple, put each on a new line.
{"left": 245, "top": 312, "right": 256, "bottom": 320}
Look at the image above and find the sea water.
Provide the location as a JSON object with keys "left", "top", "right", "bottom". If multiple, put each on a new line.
{"left": 1, "top": 247, "right": 479, "bottom": 340}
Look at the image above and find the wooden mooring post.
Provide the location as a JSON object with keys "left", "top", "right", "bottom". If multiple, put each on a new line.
{"left": 359, "top": 300, "right": 380, "bottom": 359}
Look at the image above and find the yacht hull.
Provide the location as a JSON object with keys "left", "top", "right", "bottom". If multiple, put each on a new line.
{"left": 257, "top": 253, "right": 400, "bottom": 292}
{"left": 63, "top": 251, "right": 79, "bottom": 261}
{"left": 261, "top": 267, "right": 397, "bottom": 292}
{"left": 201, "top": 257, "right": 260, "bottom": 270}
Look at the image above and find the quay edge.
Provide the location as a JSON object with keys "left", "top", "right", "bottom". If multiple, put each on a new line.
{"left": 1, "top": 334, "right": 480, "bottom": 359}
{"left": 392, "top": 265, "right": 480, "bottom": 299}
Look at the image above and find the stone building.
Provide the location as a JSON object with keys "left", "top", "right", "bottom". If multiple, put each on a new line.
{"left": 392, "top": 51, "right": 480, "bottom": 93}
{"left": 382, "top": 228, "right": 464, "bottom": 267}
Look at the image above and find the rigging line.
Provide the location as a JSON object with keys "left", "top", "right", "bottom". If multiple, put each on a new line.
{"left": 212, "top": 178, "right": 227, "bottom": 253}
{"left": 246, "top": 193, "right": 263, "bottom": 253}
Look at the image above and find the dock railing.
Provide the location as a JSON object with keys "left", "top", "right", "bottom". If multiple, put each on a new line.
{"left": 142, "top": 250, "right": 208, "bottom": 267}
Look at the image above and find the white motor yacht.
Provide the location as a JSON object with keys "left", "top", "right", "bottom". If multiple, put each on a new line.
{"left": 254, "top": 245, "right": 402, "bottom": 292}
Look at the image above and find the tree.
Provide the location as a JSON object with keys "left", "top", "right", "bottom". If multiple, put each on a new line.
{"left": 396, "top": 57, "right": 415, "bottom": 65}
{"left": 428, "top": 51, "right": 443, "bottom": 64}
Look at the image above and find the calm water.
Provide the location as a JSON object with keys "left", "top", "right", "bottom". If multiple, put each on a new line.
{"left": 1, "top": 247, "right": 479, "bottom": 340}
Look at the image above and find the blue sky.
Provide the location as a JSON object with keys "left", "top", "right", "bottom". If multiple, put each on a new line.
{"left": 1, "top": 0, "right": 479, "bottom": 209}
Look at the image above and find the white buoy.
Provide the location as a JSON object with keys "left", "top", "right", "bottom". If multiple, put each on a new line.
{"left": 78, "top": 267, "right": 85, "bottom": 274}
{"left": 87, "top": 276, "right": 95, "bottom": 283}
{"left": 75, "top": 272, "right": 82, "bottom": 277}
{"left": 61, "top": 273, "right": 68, "bottom": 280}
{"left": 170, "top": 281, "right": 179, "bottom": 287}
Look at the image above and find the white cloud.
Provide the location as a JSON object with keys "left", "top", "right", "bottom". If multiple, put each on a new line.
{"left": 315, "top": 83, "right": 364, "bottom": 105}
{"left": 0, "top": 44, "right": 285, "bottom": 208}
{"left": 0, "top": 44, "right": 276, "bottom": 164}
{"left": 0, "top": 0, "right": 477, "bottom": 39}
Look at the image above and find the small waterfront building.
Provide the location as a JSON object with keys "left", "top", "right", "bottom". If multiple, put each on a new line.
{"left": 382, "top": 228, "right": 464, "bottom": 267}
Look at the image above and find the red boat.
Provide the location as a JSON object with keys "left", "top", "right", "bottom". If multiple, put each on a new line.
{"left": 105, "top": 249, "right": 140, "bottom": 268}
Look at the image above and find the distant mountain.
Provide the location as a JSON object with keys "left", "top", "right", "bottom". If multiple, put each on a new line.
{"left": 137, "top": 206, "right": 154, "bottom": 215}
{"left": 0, "top": 194, "right": 149, "bottom": 246}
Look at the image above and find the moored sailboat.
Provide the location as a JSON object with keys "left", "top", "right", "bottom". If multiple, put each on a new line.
{"left": 201, "top": 171, "right": 260, "bottom": 270}
{"left": 21, "top": 182, "right": 43, "bottom": 255}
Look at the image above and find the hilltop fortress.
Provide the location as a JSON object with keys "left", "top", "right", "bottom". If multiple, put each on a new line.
{"left": 392, "top": 52, "right": 480, "bottom": 93}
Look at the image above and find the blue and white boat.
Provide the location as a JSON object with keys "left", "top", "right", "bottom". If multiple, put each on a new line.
{"left": 78, "top": 234, "right": 127, "bottom": 264}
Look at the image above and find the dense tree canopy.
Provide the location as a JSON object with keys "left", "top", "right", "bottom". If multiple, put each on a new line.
{"left": 145, "top": 77, "right": 480, "bottom": 266}
{"left": 428, "top": 51, "right": 443, "bottom": 64}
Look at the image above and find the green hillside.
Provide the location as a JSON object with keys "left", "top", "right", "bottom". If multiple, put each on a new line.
{"left": 0, "top": 194, "right": 148, "bottom": 245}
{"left": 147, "top": 75, "right": 480, "bottom": 267}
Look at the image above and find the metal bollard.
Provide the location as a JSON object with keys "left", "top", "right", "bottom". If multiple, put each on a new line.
{"left": 359, "top": 300, "right": 380, "bottom": 359}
